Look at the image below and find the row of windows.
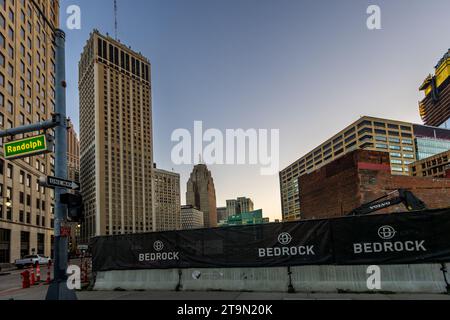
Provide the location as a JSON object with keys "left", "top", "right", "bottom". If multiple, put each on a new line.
{"left": 97, "top": 38, "right": 150, "bottom": 82}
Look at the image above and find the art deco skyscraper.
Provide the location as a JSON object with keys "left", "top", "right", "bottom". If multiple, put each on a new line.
{"left": 79, "top": 30, "right": 153, "bottom": 241}
{"left": 186, "top": 164, "right": 217, "bottom": 228}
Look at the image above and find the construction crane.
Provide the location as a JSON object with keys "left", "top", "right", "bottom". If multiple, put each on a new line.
{"left": 347, "top": 189, "right": 427, "bottom": 217}
{"left": 114, "top": 0, "right": 118, "bottom": 40}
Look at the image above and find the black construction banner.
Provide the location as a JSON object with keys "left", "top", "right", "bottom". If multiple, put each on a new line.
{"left": 332, "top": 208, "right": 450, "bottom": 265}
{"left": 91, "top": 209, "right": 450, "bottom": 272}
{"left": 91, "top": 219, "right": 333, "bottom": 271}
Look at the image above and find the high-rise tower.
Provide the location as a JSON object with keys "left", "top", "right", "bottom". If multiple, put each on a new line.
{"left": 186, "top": 164, "right": 217, "bottom": 228}
{"left": 79, "top": 30, "right": 153, "bottom": 241}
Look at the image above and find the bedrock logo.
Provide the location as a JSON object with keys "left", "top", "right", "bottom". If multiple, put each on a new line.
{"left": 138, "top": 240, "right": 180, "bottom": 262}
{"left": 258, "top": 232, "right": 315, "bottom": 257}
{"left": 353, "top": 226, "right": 427, "bottom": 254}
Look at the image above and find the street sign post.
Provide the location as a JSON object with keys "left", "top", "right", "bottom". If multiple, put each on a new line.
{"left": 4, "top": 134, "right": 52, "bottom": 160}
{"left": 44, "top": 176, "right": 80, "bottom": 191}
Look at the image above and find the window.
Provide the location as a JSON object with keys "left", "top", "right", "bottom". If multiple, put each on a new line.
{"left": 6, "top": 164, "right": 12, "bottom": 178}
{"left": 376, "top": 143, "right": 388, "bottom": 149}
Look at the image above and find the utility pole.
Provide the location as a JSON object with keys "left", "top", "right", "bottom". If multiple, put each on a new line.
{"left": 45, "top": 29, "right": 77, "bottom": 300}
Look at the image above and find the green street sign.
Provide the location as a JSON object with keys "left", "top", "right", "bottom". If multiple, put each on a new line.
{"left": 4, "top": 134, "right": 52, "bottom": 160}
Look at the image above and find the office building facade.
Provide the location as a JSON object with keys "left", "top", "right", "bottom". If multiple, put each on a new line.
{"left": 186, "top": 164, "right": 217, "bottom": 228}
{"left": 181, "top": 205, "right": 204, "bottom": 230}
{"left": 279, "top": 116, "right": 450, "bottom": 221}
{"left": 66, "top": 118, "right": 80, "bottom": 184}
{"left": 79, "top": 30, "right": 153, "bottom": 241}
{"left": 226, "top": 197, "right": 254, "bottom": 217}
{"left": 153, "top": 166, "right": 181, "bottom": 232}
{"left": 0, "top": 0, "right": 59, "bottom": 263}
{"left": 216, "top": 206, "right": 227, "bottom": 223}
{"left": 410, "top": 150, "right": 450, "bottom": 179}
{"left": 221, "top": 209, "right": 264, "bottom": 226}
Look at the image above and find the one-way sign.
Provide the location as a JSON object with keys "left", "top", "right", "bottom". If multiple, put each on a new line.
{"left": 42, "top": 176, "right": 81, "bottom": 191}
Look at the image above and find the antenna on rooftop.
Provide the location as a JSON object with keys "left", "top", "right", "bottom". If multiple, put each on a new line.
{"left": 114, "top": 0, "right": 118, "bottom": 40}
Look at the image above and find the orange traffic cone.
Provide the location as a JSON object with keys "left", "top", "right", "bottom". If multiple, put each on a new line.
{"left": 29, "top": 265, "right": 36, "bottom": 286}
{"left": 36, "top": 262, "right": 41, "bottom": 282}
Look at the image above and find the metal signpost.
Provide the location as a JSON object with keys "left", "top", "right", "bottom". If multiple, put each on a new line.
{"left": 44, "top": 29, "right": 77, "bottom": 301}
{"left": 41, "top": 176, "right": 81, "bottom": 191}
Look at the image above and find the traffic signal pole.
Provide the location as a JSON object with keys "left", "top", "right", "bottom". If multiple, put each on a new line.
{"left": 45, "top": 29, "right": 77, "bottom": 300}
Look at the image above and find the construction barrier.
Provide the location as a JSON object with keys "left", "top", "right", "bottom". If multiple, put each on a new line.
{"left": 93, "top": 263, "right": 450, "bottom": 294}
{"left": 36, "top": 262, "right": 41, "bottom": 282}
{"left": 29, "top": 265, "right": 36, "bottom": 286}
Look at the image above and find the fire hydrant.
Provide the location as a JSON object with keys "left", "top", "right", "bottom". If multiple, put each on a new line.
{"left": 21, "top": 270, "right": 30, "bottom": 289}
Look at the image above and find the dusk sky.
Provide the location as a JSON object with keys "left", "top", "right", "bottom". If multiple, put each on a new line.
{"left": 61, "top": 0, "right": 450, "bottom": 221}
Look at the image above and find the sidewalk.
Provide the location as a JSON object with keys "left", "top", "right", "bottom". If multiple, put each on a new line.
{"left": 0, "top": 264, "right": 16, "bottom": 273}
{"left": 2, "top": 285, "right": 450, "bottom": 301}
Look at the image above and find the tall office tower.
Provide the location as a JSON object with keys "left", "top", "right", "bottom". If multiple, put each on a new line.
{"left": 279, "top": 116, "right": 450, "bottom": 221}
{"left": 153, "top": 165, "right": 181, "bottom": 232}
{"left": 225, "top": 199, "right": 237, "bottom": 217}
{"left": 226, "top": 197, "right": 254, "bottom": 217}
{"left": 0, "top": 0, "right": 59, "bottom": 264}
{"left": 237, "top": 197, "right": 254, "bottom": 213}
{"left": 419, "top": 50, "right": 450, "bottom": 129}
{"left": 66, "top": 119, "right": 80, "bottom": 184}
{"left": 66, "top": 119, "right": 80, "bottom": 253}
{"left": 186, "top": 164, "right": 217, "bottom": 228}
{"left": 79, "top": 30, "right": 153, "bottom": 241}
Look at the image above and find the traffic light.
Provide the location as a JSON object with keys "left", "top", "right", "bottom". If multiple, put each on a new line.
{"left": 60, "top": 193, "right": 84, "bottom": 223}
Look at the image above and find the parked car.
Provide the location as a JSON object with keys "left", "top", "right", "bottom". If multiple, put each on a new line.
{"left": 15, "top": 255, "right": 52, "bottom": 269}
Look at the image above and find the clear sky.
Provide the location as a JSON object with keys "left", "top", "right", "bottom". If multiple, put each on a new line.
{"left": 61, "top": 0, "right": 450, "bottom": 221}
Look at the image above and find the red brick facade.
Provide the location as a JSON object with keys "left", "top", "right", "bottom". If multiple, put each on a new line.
{"left": 299, "top": 150, "right": 450, "bottom": 220}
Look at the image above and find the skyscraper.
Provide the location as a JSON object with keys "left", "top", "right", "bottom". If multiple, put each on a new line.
{"left": 79, "top": 30, "right": 153, "bottom": 241}
{"left": 153, "top": 165, "right": 181, "bottom": 232}
{"left": 419, "top": 49, "right": 450, "bottom": 129}
{"left": 226, "top": 197, "right": 254, "bottom": 217}
{"left": 66, "top": 119, "right": 80, "bottom": 185}
{"left": 186, "top": 164, "right": 217, "bottom": 228}
{"left": 0, "top": 0, "right": 59, "bottom": 263}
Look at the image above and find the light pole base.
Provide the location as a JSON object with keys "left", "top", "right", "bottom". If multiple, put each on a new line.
{"left": 45, "top": 281, "right": 78, "bottom": 300}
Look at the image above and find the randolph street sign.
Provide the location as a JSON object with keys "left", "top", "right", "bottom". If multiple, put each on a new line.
{"left": 4, "top": 134, "right": 52, "bottom": 160}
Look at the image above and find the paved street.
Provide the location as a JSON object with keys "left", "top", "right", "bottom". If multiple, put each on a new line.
{"left": 0, "top": 276, "right": 449, "bottom": 301}
{"left": 1, "top": 260, "right": 449, "bottom": 300}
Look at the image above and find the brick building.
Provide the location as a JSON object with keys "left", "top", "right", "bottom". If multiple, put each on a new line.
{"left": 299, "top": 150, "right": 450, "bottom": 220}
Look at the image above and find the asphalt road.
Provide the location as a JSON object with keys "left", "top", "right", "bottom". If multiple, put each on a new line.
{"left": 0, "top": 278, "right": 449, "bottom": 301}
